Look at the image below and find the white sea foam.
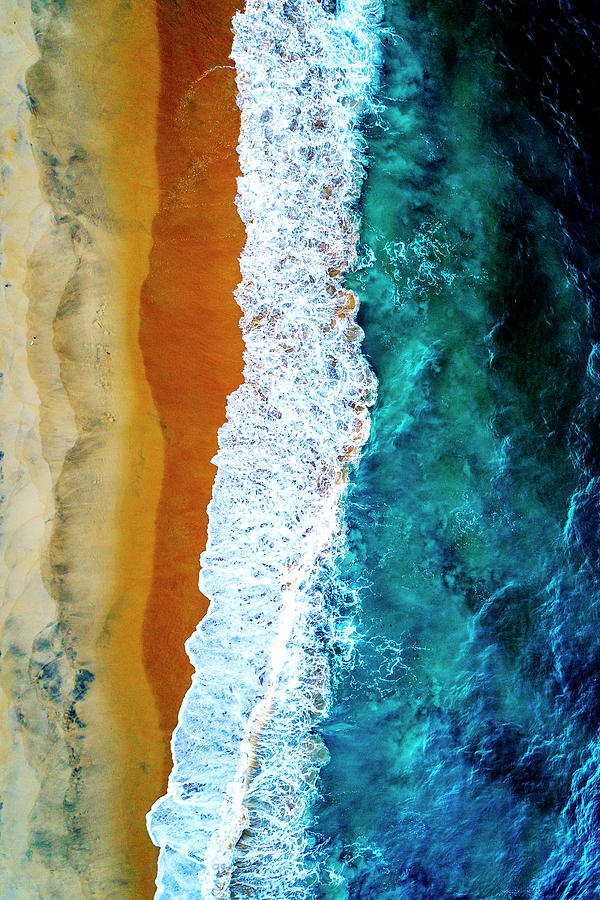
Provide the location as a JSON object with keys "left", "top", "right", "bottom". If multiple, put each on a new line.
{"left": 147, "top": 1, "right": 381, "bottom": 896}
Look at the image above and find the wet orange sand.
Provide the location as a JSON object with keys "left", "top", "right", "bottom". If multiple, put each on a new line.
{"left": 139, "top": 0, "right": 245, "bottom": 750}
{"left": 112, "top": 0, "right": 246, "bottom": 888}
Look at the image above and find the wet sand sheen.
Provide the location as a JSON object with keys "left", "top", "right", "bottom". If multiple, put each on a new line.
{"left": 139, "top": 0, "right": 245, "bottom": 750}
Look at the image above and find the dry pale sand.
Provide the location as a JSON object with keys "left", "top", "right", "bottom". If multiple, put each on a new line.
{"left": 0, "top": 0, "right": 243, "bottom": 896}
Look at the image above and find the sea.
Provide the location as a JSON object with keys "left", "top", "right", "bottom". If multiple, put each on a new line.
{"left": 147, "top": 1, "right": 600, "bottom": 897}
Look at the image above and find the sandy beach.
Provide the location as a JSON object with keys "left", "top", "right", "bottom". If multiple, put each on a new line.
{"left": 0, "top": 0, "right": 243, "bottom": 895}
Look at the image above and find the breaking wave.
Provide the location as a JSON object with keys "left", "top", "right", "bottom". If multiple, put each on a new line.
{"left": 146, "top": 0, "right": 381, "bottom": 896}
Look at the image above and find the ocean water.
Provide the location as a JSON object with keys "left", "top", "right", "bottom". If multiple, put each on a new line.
{"left": 312, "top": 1, "right": 600, "bottom": 898}
{"left": 148, "top": 0, "right": 600, "bottom": 897}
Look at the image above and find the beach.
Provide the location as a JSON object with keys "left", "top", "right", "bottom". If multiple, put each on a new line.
{"left": 139, "top": 0, "right": 245, "bottom": 748}
{"left": 0, "top": 0, "right": 243, "bottom": 895}
{"left": 5, "top": 0, "right": 600, "bottom": 897}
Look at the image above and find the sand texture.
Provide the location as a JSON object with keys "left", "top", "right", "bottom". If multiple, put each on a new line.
{"left": 0, "top": 0, "right": 242, "bottom": 895}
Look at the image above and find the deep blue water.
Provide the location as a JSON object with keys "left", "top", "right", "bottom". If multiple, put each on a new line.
{"left": 312, "top": 1, "right": 600, "bottom": 896}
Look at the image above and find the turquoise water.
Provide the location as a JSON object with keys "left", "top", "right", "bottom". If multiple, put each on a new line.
{"left": 312, "top": 1, "right": 600, "bottom": 896}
